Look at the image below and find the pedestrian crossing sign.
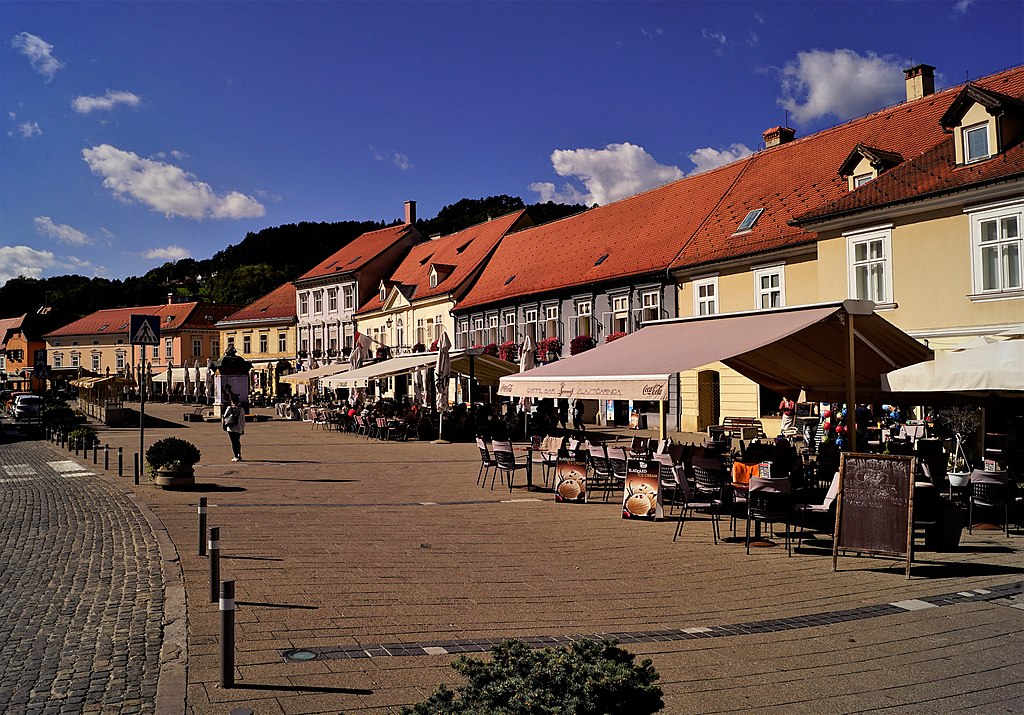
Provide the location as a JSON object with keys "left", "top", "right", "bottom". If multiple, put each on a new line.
{"left": 129, "top": 314, "right": 160, "bottom": 345}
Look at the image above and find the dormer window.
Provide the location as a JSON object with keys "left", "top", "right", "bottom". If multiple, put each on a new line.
{"left": 735, "top": 209, "right": 764, "bottom": 233}
{"left": 429, "top": 268, "right": 439, "bottom": 289}
{"left": 963, "top": 123, "right": 991, "bottom": 163}
{"left": 380, "top": 284, "right": 387, "bottom": 301}
{"left": 853, "top": 174, "right": 873, "bottom": 189}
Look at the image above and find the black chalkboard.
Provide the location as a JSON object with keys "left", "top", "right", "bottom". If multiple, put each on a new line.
{"left": 832, "top": 453, "right": 914, "bottom": 577}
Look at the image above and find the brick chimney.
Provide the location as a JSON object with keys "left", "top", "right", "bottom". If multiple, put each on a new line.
{"left": 763, "top": 126, "right": 796, "bottom": 148}
{"left": 904, "top": 64, "right": 936, "bottom": 102}
{"left": 404, "top": 200, "right": 416, "bottom": 225}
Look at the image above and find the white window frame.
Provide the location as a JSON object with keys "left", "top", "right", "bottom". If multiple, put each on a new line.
{"left": 845, "top": 225, "right": 894, "bottom": 306}
{"left": 259, "top": 333, "right": 268, "bottom": 353}
{"left": 457, "top": 318, "right": 470, "bottom": 349}
{"left": 328, "top": 288, "right": 338, "bottom": 313}
{"left": 71, "top": 353, "right": 80, "bottom": 368}
{"left": 640, "top": 291, "right": 660, "bottom": 324}
{"left": 242, "top": 335, "right": 252, "bottom": 354}
{"left": 544, "top": 305, "right": 559, "bottom": 340}
{"left": 380, "top": 284, "right": 387, "bottom": 302}
{"left": 54, "top": 353, "right": 63, "bottom": 368}
{"left": 853, "top": 173, "right": 873, "bottom": 188}
{"left": 278, "top": 333, "right": 287, "bottom": 353}
{"left": 693, "top": 277, "right": 718, "bottom": 316}
{"left": 429, "top": 268, "right": 439, "bottom": 289}
{"left": 116, "top": 352, "right": 126, "bottom": 370}
{"left": 575, "top": 301, "right": 592, "bottom": 338}
{"left": 472, "top": 317, "right": 485, "bottom": 346}
{"left": 91, "top": 353, "right": 101, "bottom": 372}
{"left": 503, "top": 312, "right": 517, "bottom": 343}
{"left": 165, "top": 338, "right": 173, "bottom": 358}
{"left": 523, "top": 308, "right": 538, "bottom": 342}
{"left": 211, "top": 339, "right": 219, "bottom": 358}
{"left": 192, "top": 338, "right": 202, "bottom": 357}
{"left": 963, "top": 122, "right": 990, "bottom": 163}
{"left": 487, "top": 315, "right": 499, "bottom": 345}
{"left": 395, "top": 318, "right": 405, "bottom": 348}
{"left": 753, "top": 264, "right": 785, "bottom": 310}
{"left": 299, "top": 292, "right": 309, "bottom": 316}
{"left": 968, "top": 200, "right": 1024, "bottom": 296}
{"left": 342, "top": 285, "right": 354, "bottom": 311}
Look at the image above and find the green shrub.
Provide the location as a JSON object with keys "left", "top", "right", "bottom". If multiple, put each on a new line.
{"left": 44, "top": 403, "right": 77, "bottom": 430}
{"left": 145, "top": 437, "right": 201, "bottom": 474}
{"left": 403, "top": 638, "right": 663, "bottom": 715}
{"left": 68, "top": 426, "right": 98, "bottom": 449}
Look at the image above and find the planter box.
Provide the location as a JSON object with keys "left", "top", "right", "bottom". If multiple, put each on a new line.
{"left": 155, "top": 466, "right": 196, "bottom": 489}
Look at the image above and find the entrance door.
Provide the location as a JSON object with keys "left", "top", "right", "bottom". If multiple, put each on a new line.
{"left": 697, "top": 370, "right": 720, "bottom": 432}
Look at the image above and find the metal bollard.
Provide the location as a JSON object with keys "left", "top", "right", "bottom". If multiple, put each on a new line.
{"left": 74, "top": 438, "right": 80, "bottom": 456}
{"left": 198, "top": 497, "right": 208, "bottom": 556}
{"left": 92, "top": 443, "right": 98, "bottom": 464}
{"left": 117, "top": 447, "right": 123, "bottom": 477}
{"left": 133, "top": 453, "right": 139, "bottom": 485}
{"left": 219, "top": 579, "right": 235, "bottom": 689}
{"left": 104, "top": 445, "right": 109, "bottom": 471}
{"left": 209, "top": 527, "right": 221, "bottom": 603}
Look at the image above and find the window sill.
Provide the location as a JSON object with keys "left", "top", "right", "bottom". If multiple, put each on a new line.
{"left": 968, "top": 289, "right": 1024, "bottom": 303}
{"left": 864, "top": 301, "right": 898, "bottom": 311}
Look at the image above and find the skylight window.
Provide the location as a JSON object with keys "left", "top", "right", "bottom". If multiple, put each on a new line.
{"left": 99, "top": 324, "right": 108, "bottom": 331}
{"left": 594, "top": 254, "right": 609, "bottom": 266}
{"left": 504, "top": 275, "right": 516, "bottom": 286}
{"left": 347, "top": 256, "right": 362, "bottom": 265}
{"left": 736, "top": 208, "right": 764, "bottom": 233}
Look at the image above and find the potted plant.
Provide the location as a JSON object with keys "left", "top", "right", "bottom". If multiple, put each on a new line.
{"left": 570, "top": 334, "right": 597, "bottom": 355}
{"left": 146, "top": 437, "right": 202, "bottom": 489}
{"left": 481, "top": 342, "right": 498, "bottom": 357}
{"left": 68, "top": 426, "right": 99, "bottom": 450}
{"left": 938, "top": 406, "right": 979, "bottom": 487}
{"left": 497, "top": 341, "right": 518, "bottom": 362}
{"left": 537, "top": 337, "right": 562, "bottom": 361}
{"left": 605, "top": 331, "right": 628, "bottom": 343}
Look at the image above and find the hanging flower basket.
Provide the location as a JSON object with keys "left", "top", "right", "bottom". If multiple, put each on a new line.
{"left": 497, "top": 341, "right": 518, "bottom": 362}
{"left": 569, "top": 335, "right": 597, "bottom": 355}
{"left": 537, "top": 337, "right": 562, "bottom": 361}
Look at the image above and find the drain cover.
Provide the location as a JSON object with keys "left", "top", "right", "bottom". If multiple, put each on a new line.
{"left": 283, "top": 648, "right": 318, "bottom": 661}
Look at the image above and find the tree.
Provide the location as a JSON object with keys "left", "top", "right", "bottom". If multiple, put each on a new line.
{"left": 203, "top": 263, "right": 288, "bottom": 305}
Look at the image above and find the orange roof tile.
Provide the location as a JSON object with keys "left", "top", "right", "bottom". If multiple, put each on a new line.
{"left": 296, "top": 223, "right": 421, "bottom": 282}
{"left": 0, "top": 314, "right": 26, "bottom": 349}
{"left": 44, "top": 302, "right": 240, "bottom": 338}
{"left": 219, "top": 282, "right": 297, "bottom": 324}
{"left": 458, "top": 161, "right": 748, "bottom": 310}
{"left": 357, "top": 210, "right": 529, "bottom": 314}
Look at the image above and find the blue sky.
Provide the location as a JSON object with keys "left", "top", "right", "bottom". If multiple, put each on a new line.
{"left": 2, "top": 0, "right": 1022, "bottom": 284}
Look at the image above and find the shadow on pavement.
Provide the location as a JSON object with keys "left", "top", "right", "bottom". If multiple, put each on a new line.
{"left": 184, "top": 484, "right": 247, "bottom": 493}
{"left": 233, "top": 683, "right": 373, "bottom": 695}
{"left": 222, "top": 555, "right": 284, "bottom": 562}
{"left": 876, "top": 561, "right": 1024, "bottom": 578}
{"left": 236, "top": 600, "right": 318, "bottom": 610}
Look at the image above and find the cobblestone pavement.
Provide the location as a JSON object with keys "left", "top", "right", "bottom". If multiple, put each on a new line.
{"left": 0, "top": 438, "right": 165, "bottom": 714}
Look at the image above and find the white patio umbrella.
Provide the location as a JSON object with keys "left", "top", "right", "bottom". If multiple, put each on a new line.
{"left": 350, "top": 332, "right": 371, "bottom": 370}
{"left": 519, "top": 334, "right": 536, "bottom": 437}
{"left": 183, "top": 359, "right": 192, "bottom": 401}
{"left": 434, "top": 331, "right": 452, "bottom": 443}
{"left": 205, "top": 358, "right": 214, "bottom": 403}
{"left": 413, "top": 365, "right": 424, "bottom": 405}
{"left": 193, "top": 359, "right": 202, "bottom": 399}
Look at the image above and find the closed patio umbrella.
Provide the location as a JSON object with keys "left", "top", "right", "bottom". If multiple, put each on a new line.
{"left": 183, "top": 360, "right": 192, "bottom": 401}
{"left": 350, "top": 332, "right": 371, "bottom": 370}
{"left": 194, "top": 359, "right": 202, "bottom": 400}
{"left": 205, "top": 358, "right": 214, "bottom": 403}
{"left": 519, "top": 334, "right": 536, "bottom": 437}
{"left": 434, "top": 331, "right": 452, "bottom": 443}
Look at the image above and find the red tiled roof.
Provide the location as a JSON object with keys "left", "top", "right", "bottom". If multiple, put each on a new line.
{"left": 458, "top": 160, "right": 749, "bottom": 310}
{"left": 793, "top": 138, "right": 1024, "bottom": 225}
{"left": 670, "top": 64, "right": 1024, "bottom": 270}
{"left": 357, "top": 210, "right": 529, "bottom": 314}
{"left": 0, "top": 314, "right": 26, "bottom": 349}
{"left": 44, "top": 302, "right": 240, "bottom": 338}
{"left": 219, "top": 282, "right": 297, "bottom": 324}
{"left": 296, "top": 223, "right": 421, "bottom": 282}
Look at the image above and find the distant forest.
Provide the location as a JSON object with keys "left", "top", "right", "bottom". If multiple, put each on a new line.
{"left": 0, "top": 196, "right": 585, "bottom": 321}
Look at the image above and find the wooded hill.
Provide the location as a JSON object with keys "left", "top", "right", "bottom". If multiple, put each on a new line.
{"left": 0, "top": 196, "right": 585, "bottom": 320}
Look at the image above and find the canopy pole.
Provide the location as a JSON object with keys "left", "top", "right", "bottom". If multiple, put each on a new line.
{"left": 846, "top": 312, "right": 857, "bottom": 452}
{"left": 659, "top": 400, "right": 666, "bottom": 442}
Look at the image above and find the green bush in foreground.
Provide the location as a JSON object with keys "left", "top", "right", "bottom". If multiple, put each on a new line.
{"left": 403, "top": 638, "right": 663, "bottom": 715}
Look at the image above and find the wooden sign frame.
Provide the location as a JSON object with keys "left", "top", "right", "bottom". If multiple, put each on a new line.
{"left": 832, "top": 452, "right": 915, "bottom": 578}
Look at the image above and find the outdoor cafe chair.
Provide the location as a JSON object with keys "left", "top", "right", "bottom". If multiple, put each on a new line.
{"left": 629, "top": 436, "right": 650, "bottom": 456}
{"left": 530, "top": 435, "right": 563, "bottom": 488}
{"left": 675, "top": 464, "right": 724, "bottom": 544}
{"left": 792, "top": 470, "right": 840, "bottom": 549}
{"left": 492, "top": 440, "right": 530, "bottom": 492}
{"left": 607, "top": 446, "right": 630, "bottom": 499}
{"left": 475, "top": 437, "right": 497, "bottom": 487}
{"left": 968, "top": 470, "right": 1010, "bottom": 537}
{"left": 587, "top": 444, "right": 613, "bottom": 502}
{"left": 654, "top": 453, "right": 682, "bottom": 514}
{"left": 746, "top": 477, "right": 793, "bottom": 556}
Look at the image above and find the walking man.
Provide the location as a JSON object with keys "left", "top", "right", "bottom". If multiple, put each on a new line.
{"left": 223, "top": 393, "right": 246, "bottom": 461}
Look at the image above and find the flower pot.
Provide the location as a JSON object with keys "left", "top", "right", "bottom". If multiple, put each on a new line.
{"left": 948, "top": 472, "right": 970, "bottom": 488}
{"left": 155, "top": 466, "right": 196, "bottom": 489}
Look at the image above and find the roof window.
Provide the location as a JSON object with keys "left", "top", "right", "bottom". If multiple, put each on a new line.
{"left": 346, "top": 256, "right": 362, "bottom": 265}
{"left": 165, "top": 315, "right": 174, "bottom": 323}
{"left": 99, "top": 324, "right": 108, "bottom": 331}
{"left": 736, "top": 209, "right": 764, "bottom": 233}
{"left": 119, "top": 324, "right": 128, "bottom": 330}
{"left": 504, "top": 275, "right": 516, "bottom": 286}
{"left": 594, "top": 254, "right": 609, "bottom": 266}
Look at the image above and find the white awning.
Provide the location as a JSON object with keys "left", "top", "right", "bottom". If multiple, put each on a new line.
{"left": 883, "top": 338, "right": 1024, "bottom": 395}
{"left": 499, "top": 301, "right": 933, "bottom": 402}
{"left": 321, "top": 350, "right": 518, "bottom": 389}
{"left": 151, "top": 367, "right": 194, "bottom": 384}
{"left": 278, "top": 362, "right": 349, "bottom": 385}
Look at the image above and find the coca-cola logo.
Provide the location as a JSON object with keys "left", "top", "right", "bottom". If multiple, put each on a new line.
{"left": 642, "top": 383, "right": 665, "bottom": 397}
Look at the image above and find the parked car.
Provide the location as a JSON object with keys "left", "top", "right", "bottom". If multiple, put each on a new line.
{"left": 12, "top": 395, "right": 43, "bottom": 421}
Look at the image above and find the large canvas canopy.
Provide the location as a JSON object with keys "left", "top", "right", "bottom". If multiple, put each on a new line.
{"left": 278, "top": 362, "right": 349, "bottom": 385}
{"left": 883, "top": 338, "right": 1024, "bottom": 396}
{"left": 499, "top": 300, "right": 932, "bottom": 404}
{"left": 321, "top": 350, "right": 518, "bottom": 389}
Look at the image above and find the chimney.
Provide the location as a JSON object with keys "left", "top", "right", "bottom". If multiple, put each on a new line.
{"left": 167, "top": 293, "right": 174, "bottom": 305}
{"left": 404, "top": 200, "right": 416, "bottom": 225}
{"left": 904, "top": 64, "right": 936, "bottom": 101}
{"left": 762, "top": 126, "right": 796, "bottom": 148}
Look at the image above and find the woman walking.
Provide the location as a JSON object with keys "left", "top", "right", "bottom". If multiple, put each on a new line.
{"left": 223, "top": 393, "right": 246, "bottom": 461}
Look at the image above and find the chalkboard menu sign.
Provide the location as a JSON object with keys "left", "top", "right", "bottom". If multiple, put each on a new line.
{"left": 832, "top": 453, "right": 914, "bottom": 578}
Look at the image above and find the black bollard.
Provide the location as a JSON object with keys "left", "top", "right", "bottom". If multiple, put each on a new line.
{"left": 117, "top": 447, "right": 123, "bottom": 477}
{"left": 198, "top": 497, "right": 208, "bottom": 556}
{"left": 104, "top": 445, "right": 109, "bottom": 471}
{"left": 74, "top": 438, "right": 80, "bottom": 456}
{"left": 219, "top": 579, "right": 235, "bottom": 689}
{"left": 209, "top": 527, "right": 220, "bottom": 603}
{"left": 92, "top": 442, "right": 98, "bottom": 465}
{"left": 133, "top": 453, "right": 139, "bottom": 485}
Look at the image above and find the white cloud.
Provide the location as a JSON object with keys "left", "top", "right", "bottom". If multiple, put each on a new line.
{"left": 143, "top": 245, "right": 190, "bottom": 261}
{"left": 81, "top": 144, "right": 266, "bottom": 220}
{"left": 370, "top": 145, "right": 411, "bottom": 171}
{"left": 0, "top": 245, "right": 55, "bottom": 283}
{"left": 11, "top": 120, "right": 41, "bottom": 138}
{"left": 776, "top": 49, "right": 905, "bottom": 123}
{"left": 530, "top": 142, "right": 684, "bottom": 206}
{"left": 687, "top": 143, "right": 754, "bottom": 175}
{"left": 71, "top": 90, "right": 141, "bottom": 114}
{"left": 701, "top": 29, "right": 729, "bottom": 56}
{"left": 34, "top": 216, "right": 90, "bottom": 246}
{"left": 640, "top": 28, "right": 664, "bottom": 38}
{"left": 953, "top": 0, "right": 974, "bottom": 14}
{"left": 11, "top": 32, "right": 64, "bottom": 81}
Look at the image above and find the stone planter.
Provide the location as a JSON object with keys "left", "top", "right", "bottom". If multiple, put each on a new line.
{"left": 155, "top": 466, "right": 196, "bottom": 489}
